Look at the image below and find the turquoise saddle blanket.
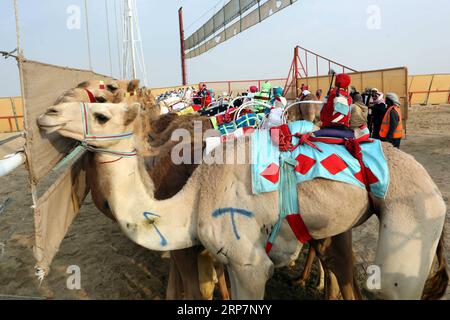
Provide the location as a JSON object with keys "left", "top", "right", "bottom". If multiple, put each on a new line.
{"left": 251, "top": 121, "right": 390, "bottom": 199}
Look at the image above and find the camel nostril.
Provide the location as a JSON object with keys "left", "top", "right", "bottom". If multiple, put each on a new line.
{"left": 46, "top": 108, "right": 59, "bottom": 115}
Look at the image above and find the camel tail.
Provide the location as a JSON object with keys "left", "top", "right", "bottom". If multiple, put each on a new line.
{"left": 422, "top": 229, "right": 449, "bottom": 300}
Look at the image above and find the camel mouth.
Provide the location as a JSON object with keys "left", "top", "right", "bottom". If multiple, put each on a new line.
{"left": 37, "top": 116, "right": 67, "bottom": 133}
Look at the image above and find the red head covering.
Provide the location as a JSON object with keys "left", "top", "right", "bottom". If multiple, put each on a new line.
{"left": 335, "top": 73, "right": 351, "bottom": 88}
{"left": 250, "top": 85, "right": 258, "bottom": 93}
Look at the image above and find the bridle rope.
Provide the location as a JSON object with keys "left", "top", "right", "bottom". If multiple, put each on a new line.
{"left": 53, "top": 102, "right": 137, "bottom": 170}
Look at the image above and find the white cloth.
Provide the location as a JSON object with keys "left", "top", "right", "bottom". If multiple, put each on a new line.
{"left": 172, "top": 101, "right": 187, "bottom": 111}
{"left": 261, "top": 107, "right": 284, "bottom": 130}
{"left": 160, "top": 106, "right": 169, "bottom": 114}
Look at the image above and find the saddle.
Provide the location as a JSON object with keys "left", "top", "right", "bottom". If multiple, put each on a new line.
{"left": 252, "top": 121, "right": 388, "bottom": 254}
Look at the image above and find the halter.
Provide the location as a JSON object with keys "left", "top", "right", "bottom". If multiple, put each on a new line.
{"left": 53, "top": 102, "right": 137, "bottom": 171}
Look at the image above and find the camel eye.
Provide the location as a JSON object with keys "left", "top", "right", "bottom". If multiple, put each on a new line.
{"left": 96, "top": 96, "right": 107, "bottom": 103}
{"left": 94, "top": 112, "right": 110, "bottom": 124}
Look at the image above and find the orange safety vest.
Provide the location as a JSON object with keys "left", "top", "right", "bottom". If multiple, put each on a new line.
{"left": 379, "top": 105, "right": 404, "bottom": 139}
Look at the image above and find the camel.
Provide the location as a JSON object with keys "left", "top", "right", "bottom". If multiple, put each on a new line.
{"left": 54, "top": 83, "right": 228, "bottom": 300}
{"left": 288, "top": 93, "right": 321, "bottom": 124}
{"left": 37, "top": 101, "right": 448, "bottom": 300}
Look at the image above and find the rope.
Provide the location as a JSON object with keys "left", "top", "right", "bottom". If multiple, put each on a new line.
{"left": 113, "top": 0, "right": 122, "bottom": 78}
{"left": 105, "top": 0, "right": 113, "bottom": 76}
{"left": 185, "top": 0, "right": 224, "bottom": 33}
{"left": 84, "top": 0, "right": 93, "bottom": 70}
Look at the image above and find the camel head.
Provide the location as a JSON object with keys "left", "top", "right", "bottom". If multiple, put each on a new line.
{"left": 37, "top": 102, "right": 140, "bottom": 148}
{"left": 73, "top": 79, "right": 142, "bottom": 104}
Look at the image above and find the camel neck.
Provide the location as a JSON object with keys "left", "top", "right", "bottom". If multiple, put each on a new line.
{"left": 93, "top": 146, "right": 198, "bottom": 251}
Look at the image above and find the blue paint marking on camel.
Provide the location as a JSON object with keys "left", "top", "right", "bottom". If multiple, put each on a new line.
{"left": 143, "top": 212, "right": 167, "bottom": 246}
{"left": 212, "top": 208, "right": 254, "bottom": 240}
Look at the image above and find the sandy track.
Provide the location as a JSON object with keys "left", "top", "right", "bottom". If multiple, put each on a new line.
{"left": 0, "top": 105, "right": 449, "bottom": 299}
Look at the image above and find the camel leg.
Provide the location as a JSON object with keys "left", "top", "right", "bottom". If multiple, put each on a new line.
{"left": 215, "top": 263, "right": 230, "bottom": 300}
{"left": 316, "top": 260, "right": 325, "bottom": 291}
{"left": 227, "top": 261, "right": 274, "bottom": 299}
{"left": 375, "top": 202, "right": 446, "bottom": 299}
{"left": 197, "top": 250, "right": 216, "bottom": 300}
{"left": 312, "top": 231, "right": 361, "bottom": 300}
{"left": 171, "top": 248, "right": 203, "bottom": 300}
{"left": 291, "top": 244, "right": 316, "bottom": 287}
{"left": 325, "top": 270, "right": 342, "bottom": 300}
{"left": 166, "top": 255, "right": 184, "bottom": 300}
{"left": 226, "top": 247, "right": 274, "bottom": 300}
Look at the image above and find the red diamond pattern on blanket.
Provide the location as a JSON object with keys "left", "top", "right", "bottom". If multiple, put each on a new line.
{"left": 295, "top": 154, "right": 317, "bottom": 175}
{"left": 260, "top": 163, "right": 280, "bottom": 184}
{"left": 320, "top": 154, "right": 348, "bottom": 175}
{"left": 354, "top": 168, "right": 379, "bottom": 185}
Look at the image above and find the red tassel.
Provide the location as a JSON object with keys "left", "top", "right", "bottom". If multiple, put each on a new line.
{"left": 286, "top": 214, "right": 312, "bottom": 243}
{"left": 270, "top": 124, "right": 292, "bottom": 152}
{"left": 265, "top": 242, "right": 273, "bottom": 254}
{"left": 84, "top": 89, "right": 96, "bottom": 103}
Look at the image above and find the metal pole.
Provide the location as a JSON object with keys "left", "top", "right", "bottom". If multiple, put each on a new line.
{"left": 84, "top": 0, "right": 93, "bottom": 70}
{"left": 105, "top": 0, "right": 113, "bottom": 76}
{"left": 9, "top": 98, "right": 20, "bottom": 131}
{"left": 294, "top": 46, "right": 299, "bottom": 97}
{"left": 127, "top": 0, "right": 137, "bottom": 79}
{"left": 178, "top": 7, "right": 187, "bottom": 85}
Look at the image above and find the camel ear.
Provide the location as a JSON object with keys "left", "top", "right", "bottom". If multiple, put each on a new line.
{"left": 124, "top": 103, "right": 140, "bottom": 125}
{"left": 127, "top": 79, "right": 140, "bottom": 93}
{"left": 106, "top": 81, "right": 120, "bottom": 92}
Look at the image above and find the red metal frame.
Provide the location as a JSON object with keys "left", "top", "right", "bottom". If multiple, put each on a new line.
{"left": 178, "top": 7, "right": 187, "bottom": 85}
{"left": 283, "top": 45, "right": 357, "bottom": 97}
{"left": 0, "top": 115, "right": 23, "bottom": 132}
{"left": 200, "top": 77, "right": 287, "bottom": 94}
{"left": 197, "top": 45, "right": 359, "bottom": 99}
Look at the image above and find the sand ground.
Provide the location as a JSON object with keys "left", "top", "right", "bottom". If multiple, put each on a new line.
{"left": 0, "top": 105, "right": 449, "bottom": 300}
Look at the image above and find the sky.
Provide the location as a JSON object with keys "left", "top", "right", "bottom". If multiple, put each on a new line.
{"left": 1, "top": 0, "right": 450, "bottom": 97}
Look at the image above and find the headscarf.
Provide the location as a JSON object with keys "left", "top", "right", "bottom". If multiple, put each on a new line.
{"left": 372, "top": 92, "right": 385, "bottom": 105}
{"left": 386, "top": 93, "right": 400, "bottom": 106}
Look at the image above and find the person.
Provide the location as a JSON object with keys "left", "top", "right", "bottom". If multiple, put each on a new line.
{"left": 246, "top": 85, "right": 258, "bottom": 100}
{"left": 256, "top": 82, "right": 272, "bottom": 100}
{"left": 199, "top": 83, "right": 208, "bottom": 97}
{"left": 254, "top": 82, "right": 272, "bottom": 112}
{"left": 316, "top": 89, "right": 323, "bottom": 101}
{"left": 320, "top": 73, "right": 353, "bottom": 130}
{"left": 350, "top": 93, "right": 369, "bottom": 129}
{"left": 299, "top": 83, "right": 309, "bottom": 97}
{"left": 299, "top": 89, "right": 311, "bottom": 101}
{"left": 369, "top": 89, "right": 387, "bottom": 139}
{"left": 379, "top": 93, "right": 404, "bottom": 148}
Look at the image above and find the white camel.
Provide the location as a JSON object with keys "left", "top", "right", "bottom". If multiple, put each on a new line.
{"left": 37, "top": 101, "right": 448, "bottom": 300}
